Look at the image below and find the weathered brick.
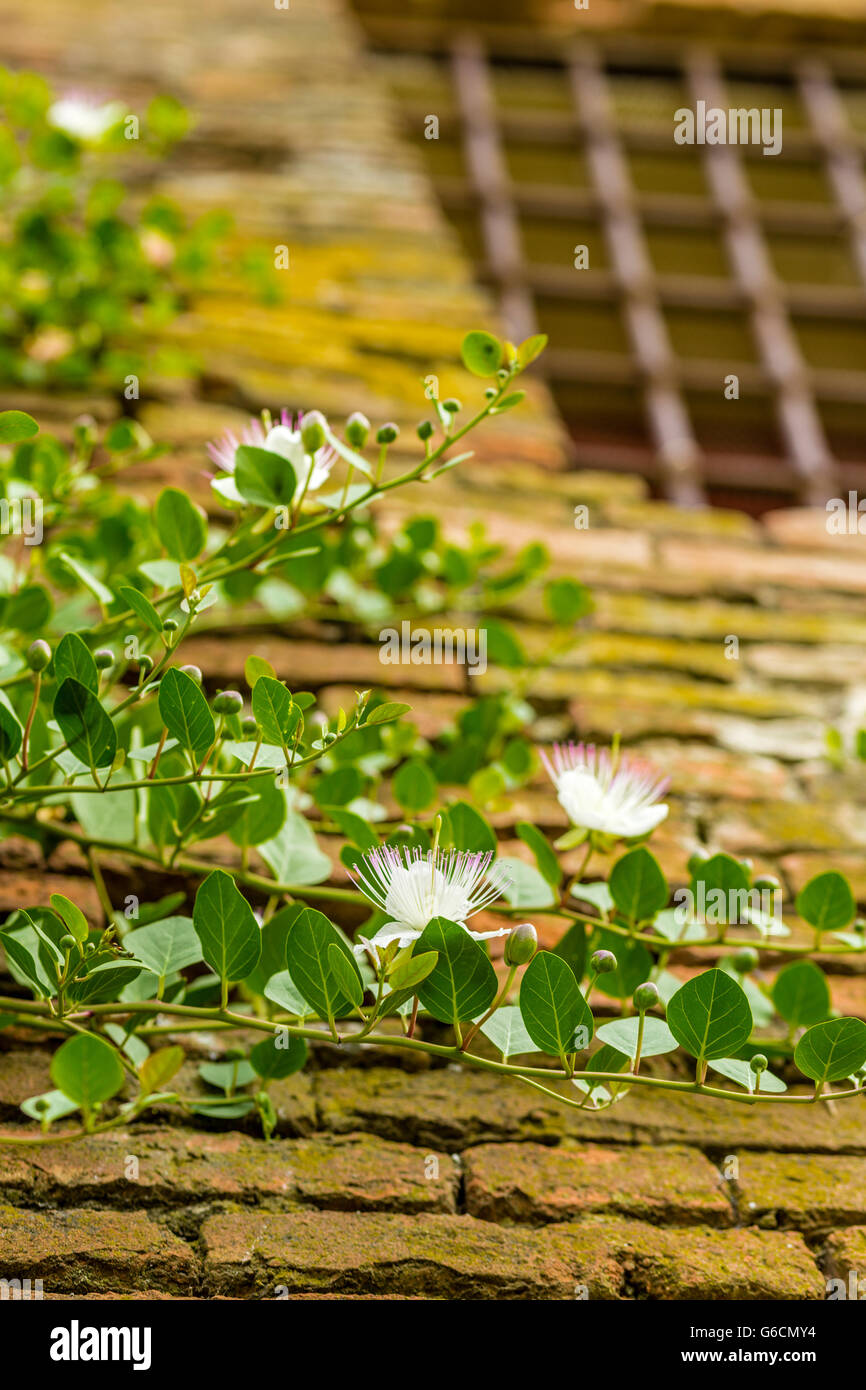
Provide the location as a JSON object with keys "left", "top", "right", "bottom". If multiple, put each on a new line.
{"left": 464, "top": 1142, "right": 732, "bottom": 1226}
{"left": 821, "top": 1226, "right": 866, "bottom": 1290}
{"left": 735, "top": 1152, "right": 866, "bottom": 1233}
{"left": 543, "top": 1217, "right": 824, "bottom": 1300}
{"left": 0, "top": 1205, "right": 196, "bottom": 1294}
{"left": 0, "top": 1050, "right": 52, "bottom": 1119}
{"left": 202, "top": 1210, "right": 575, "bottom": 1298}
{"left": 0, "top": 1128, "right": 455, "bottom": 1215}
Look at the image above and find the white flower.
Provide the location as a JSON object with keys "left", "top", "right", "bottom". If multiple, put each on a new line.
{"left": 542, "top": 742, "right": 669, "bottom": 840}
{"left": 207, "top": 409, "right": 334, "bottom": 508}
{"left": 48, "top": 96, "right": 125, "bottom": 141}
{"left": 351, "top": 847, "right": 511, "bottom": 955}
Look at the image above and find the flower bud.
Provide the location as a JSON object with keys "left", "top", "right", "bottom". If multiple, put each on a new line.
{"left": 345, "top": 411, "right": 370, "bottom": 448}
{"left": 94, "top": 648, "right": 114, "bottom": 670}
{"left": 732, "top": 946, "right": 759, "bottom": 974}
{"left": 485, "top": 387, "right": 497, "bottom": 399}
{"left": 504, "top": 922, "right": 538, "bottom": 966}
{"left": 179, "top": 664, "right": 202, "bottom": 684}
{"left": 162, "top": 617, "right": 178, "bottom": 633}
{"left": 416, "top": 420, "right": 434, "bottom": 441}
{"left": 300, "top": 410, "right": 328, "bottom": 454}
{"left": 591, "top": 949, "right": 617, "bottom": 975}
{"left": 26, "top": 639, "right": 51, "bottom": 672}
{"left": 376, "top": 422, "right": 399, "bottom": 445}
{"left": 59, "top": 934, "right": 77, "bottom": 951}
{"left": 213, "top": 689, "right": 243, "bottom": 716}
{"left": 241, "top": 715, "right": 258, "bottom": 736}
{"left": 633, "top": 981, "right": 659, "bottom": 1012}
{"left": 442, "top": 398, "right": 461, "bottom": 414}
{"left": 749, "top": 1054, "right": 768, "bottom": 1075}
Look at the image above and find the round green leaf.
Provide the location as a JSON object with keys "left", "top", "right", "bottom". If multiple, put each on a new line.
{"left": 794, "top": 1017, "right": 866, "bottom": 1084}
{"left": 393, "top": 759, "right": 437, "bottom": 813}
{"left": 596, "top": 1016, "right": 677, "bottom": 1061}
{"left": 610, "top": 847, "right": 667, "bottom": 924}
{"left": 234, "top": 445, "right": 297, "bottom": 509}
{"left": 771, "top": 960, "right": 830, "bottom": 1029}
{"left": 413, "top": 917, "right": 497, "bottom": 1025}
{"left": 0, "top": 410, "right": 38, "bottom": 441}
{"left": 250, "top": 1033, "right": 308, "bottom": 1079}
{"left": 461, "top": 330, "right": 503, "bottom": 377}
{"left": 192, "top": 869, "right": 262, "bottom": 984}
{"left": 519, "top": 949, "right": 594, "bottom": 1058}
{"left": 285, "top": 907, "right": 363, "bottom": 1022}
{"left": 50, "top": 1033, "right": 125, "bottom": 1109}
{"left": 795, "top": 871, "right": 856, "bottom": 935}
{"left": 708, "top": 1057, "right": 787, "bottom": 1093}
{"left": 155, "top": 487, "right": 208, "bottom": 561}
{"left": 666, "top": 968, "right": 753, "bottom": 1062}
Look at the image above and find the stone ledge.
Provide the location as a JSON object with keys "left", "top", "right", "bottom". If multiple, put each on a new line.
{"left": 734, "top": 1152, "right": 866, "bottom": 1234}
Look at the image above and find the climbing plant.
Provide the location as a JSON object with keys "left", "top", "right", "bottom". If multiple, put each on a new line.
{"left": 2, "top": 330, "right": 866, "bottom": 1146}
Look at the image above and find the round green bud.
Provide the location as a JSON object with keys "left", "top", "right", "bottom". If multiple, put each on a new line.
{"left": 686, "top": 848, "right": 709, "bottom": 875}
{"left": 855, "top": 919, "right": 866, "bottom": 936}
{"left": 224, "top": 1047, "right": 246, "bottom": 1062}
{"left": 504, "top": 921, "right": 538, "bottom": 967}
{"left": 241, "top": 715, "right": 258, "bottom": 736}
{"left": 752, "top": 874, "right": 780, "bottom": 890}
{"left": 485, "top": 387, "right": 497, "bottom": 399}
{"left": 26, "top": 639, "right": 51, "bottom": 672}
{"left": 85, "top": 941, "right": 96, "bottom": 954}
{"left": 442, "top": 398, "right": 461, "bottom": 414}
{"left": 179, "top": 664, "right": 202, "bottom": 684}
{"left": 300, "top": 410, "right": 328, "bottom": 454}
{"left": 59, "top": 934, "right": 77, "bottom": 951}
{"left": 94, "top": 648, "right": 114, "bottom": 670}
{"left": 34, "top": 1098, "right": 49, "bottom": 1113}
{"left": 213, "top": 689, "right": 243, "bottom": 716}
{"left": 591, "top": 949, "right": 617, "bottom": 975}
{"left": 732, "top": 946, "right": 759, "bottom": 974}
{"left": 345, "top": 411, "right": 370, "bottom": 448}
{"left": 162, "top": 617, "right": 178, "bottom": 633}
{"left": 416, "top": 420, "right": 434, "bottom": 441}
{"left": 749, "top": 1054, "right": 768, "bottom": 1075}
{"left": 633, "top": 981, "right": 660, "bottom": 1012}
{"left": 138, "top": 655, "right": 154, "bottom": 675}
{"left": 376, "top": 422, "right": 399, "bottom": 445}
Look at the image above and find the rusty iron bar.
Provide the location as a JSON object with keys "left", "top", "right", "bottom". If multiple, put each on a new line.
{"left": 685, "top": 50, "right": 839, "bottom": 506}
{"left": 568, "top": 46, "right": 707, "bottom": 508}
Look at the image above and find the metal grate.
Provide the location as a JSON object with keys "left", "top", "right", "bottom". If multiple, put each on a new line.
{"left": 351, "top": 6, "right": 866, "bottom": 512}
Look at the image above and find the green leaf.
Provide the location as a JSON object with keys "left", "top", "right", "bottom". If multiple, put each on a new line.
{"left": 0, "top": 409, "right": 38, "bottom": 442}
{"left": 155, "top": 487, "right": 208, "bottom": 561}
{"left": 0, "top": 932, "right": 48, "bottom": 997}
{"left": 517, "top": 334, "right": 548, "bottom": 368}
{"left": 245, "top": 655, "right": 276, "bottom": 688}
{"left": 590, "top": 928, "right": 653, "bottom": 1000}
{"left": 321, "top": 807, "right": 379, "bottom": 852}
{"left": 708, "top": 1057, "right": 787, "bottom": 1094}
{"left": 596, "top": 1016, "right": 678, "bottom": 1061}
{"left": 118, "top": 585, "right": 164, "bottom": 636}
{"left": 0, "top": 690, "right": 24, "bottom": 761}
{"left": 666, "top": 969, "right": 753, "bottom": 1063}
{"left": 50, "top": 1033, "right": 125, "bottom": 1110}
{"left": 552, "top": 921, "right": 587, "bottom": 983}
{"left": 158, "top": 666, "right": 215, "bottom": 761}
{"left": 609, "top": 847, "right": 667, "bottom": 923}
{"left": 139, "top": 1046, "right": 185, "bottom": 1096}
{"left": 442, "top": 800, "right": 497, "bottom": 854}
{"left": 244, "top": 903, "right": 303, "bottom": 994}
{"left": 544, "top": 577, "right": 593, "bottom": 624}
{"left": 192, "top": 869, "right": 261, "bottom": 984}
{"left": 327, "top": 943, "right": 364, "bottom": 1008}
{"left": 794, "top": 1017, "right": 866, "bottom": 1084}
{"left": 68, "top": 962, "right": 142, "bottom": 1005}
{"left": 58, "top": 552, "right": 114, "bottom": 608}
{"left": 516, "top": 821, "right": 562, "bottom": 888}
{"left": 49, "top": 893, "right": 89, "bottom": 944}
{"left": 393, "top": 759, "right": 437, "bottom": 813}
{"left": 461, "top": 330, "right": 503, "bottom": 377}
{"left": 20, "top": 1091, "right": 79, "bottom": 1124}
{"left": 54, "top": 632, "right": 99, "bottom": 693}
{"left": 389, "top": 949, "right": 438, "bottom": 993}
{"left": 690, "top": 853, "right": 751, "bottom": 924}
{"left": 263, "top": 969, "right": 310, "bottom": 1017}
{"left": 234, "top": 445, "right": 297, "bottom": 508}
{"left": 480, "top": 1004, "right": 537, "bottom": 1058}
{"left": 284, "top": 906, "right": 363, "bottom": 1023}
{"left": 250, "top": 1033, "right": 307, "bottom": 1080}
{"left": 53, "top": 678, "right": 117, "bottom": 770}
{"left": 126, "top": 916, "right": 203, "bottom": 985}
{"left": 796, "top": 871, "right": 856, "bottom": 935}
{"left": 251, "top": 676, "right": 299, "bottom": 748}
{"left": 519, "top": 950, "right": 594, "bottom": 1058}
{"left": 227, "top": 776, "right": 287, "bottom": 849}
{"left": 771, "top": 960, "right": 830, "bottom": 1029}
{"left": 413, "top": 917, "right": 498, "bottom": 1025}
{"left": 497, "top": 857, "right": 556, "bottom": 908}
{"left": 259, "top": 807, "right": 332, "bottom": 886}
{"left": 364, "top": 701, "right": 411, "bottom": 726}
